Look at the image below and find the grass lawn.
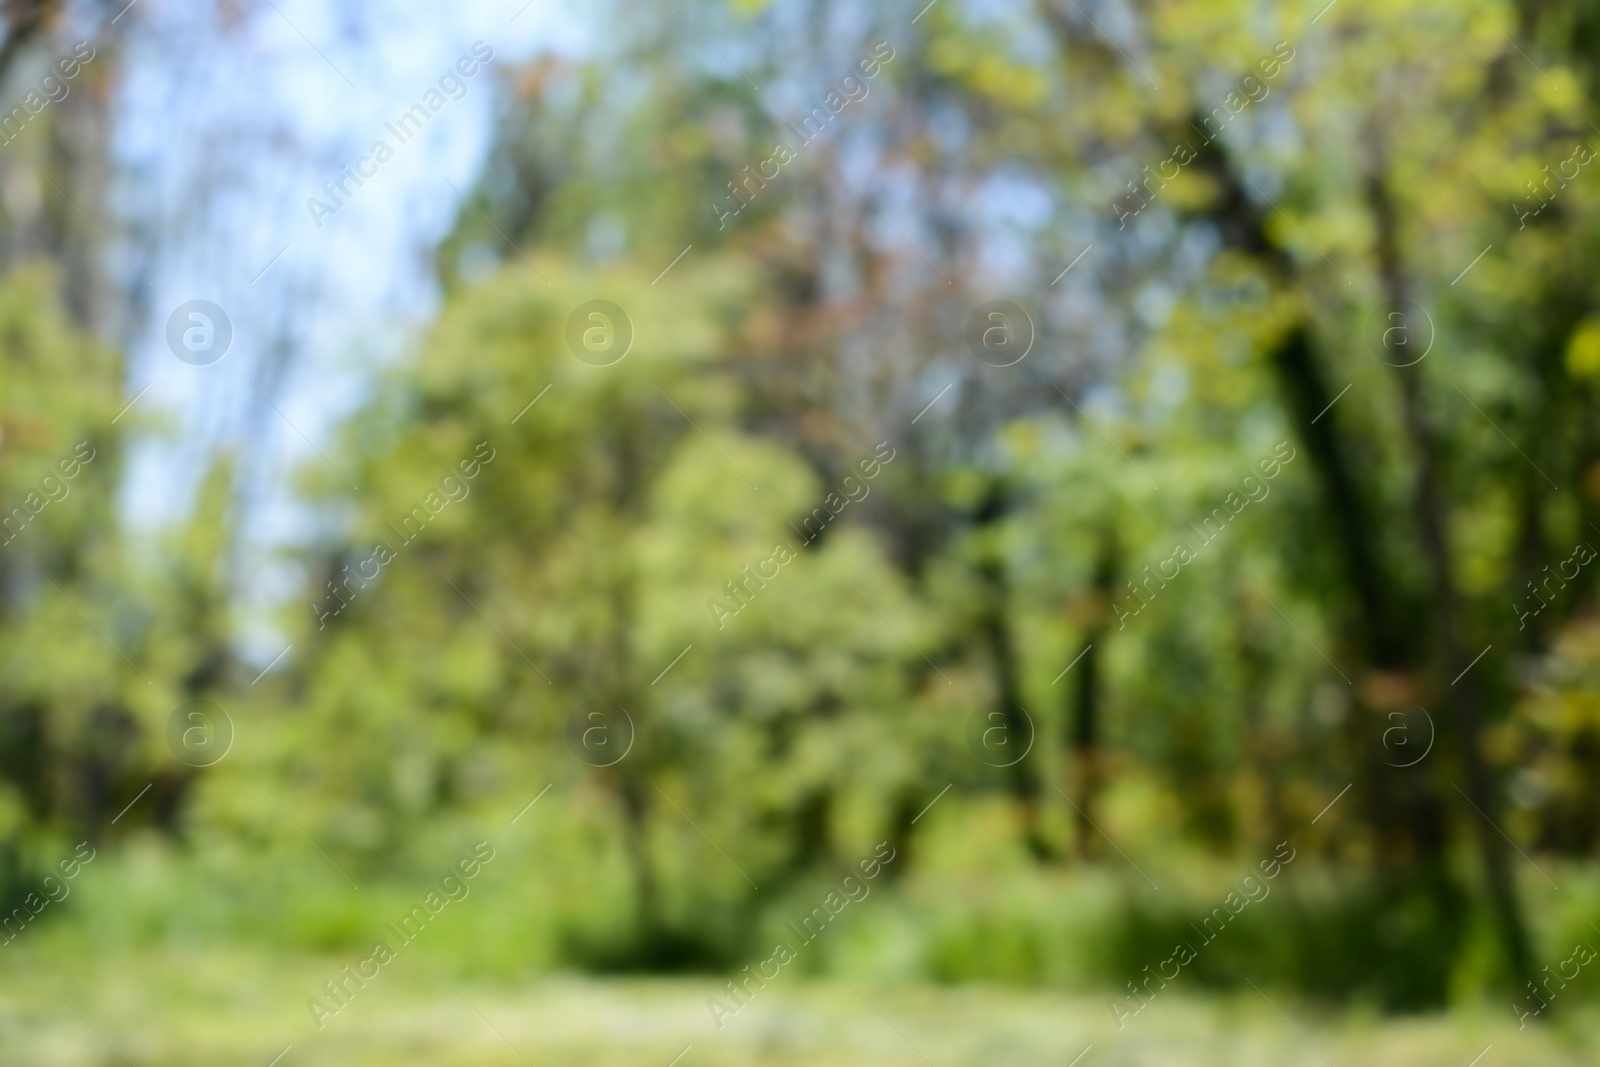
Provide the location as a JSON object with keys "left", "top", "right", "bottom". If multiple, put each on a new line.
{"left": 1, "top": 938, "right": 1594, "bottom": 1065}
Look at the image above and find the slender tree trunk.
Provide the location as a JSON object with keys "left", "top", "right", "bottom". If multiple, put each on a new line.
{"left": 616, "top": 772, "right": 659, "bottom": 941}
{"left": 974, "top": 480, "right": 1048, "bottom": 858}
{"left": 609, "top": 415, "right": 664, "bottom": 947}
{"left": 1069, "top": 529, "right": 1115, "bottom": 858}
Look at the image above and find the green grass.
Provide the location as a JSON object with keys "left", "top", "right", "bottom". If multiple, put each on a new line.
{"left": 2, "top": 934, "right": 1596, "bottom": 1066}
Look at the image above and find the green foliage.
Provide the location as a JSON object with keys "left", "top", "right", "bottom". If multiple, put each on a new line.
{"left": 14, "top": 0, "right": 1600, "bottom": 1034}
{"left": 181, "top": 0, "right": 1600, "bottom": 1007}
{"left": 0, "top": 266, "right": 127, "bottom": 892}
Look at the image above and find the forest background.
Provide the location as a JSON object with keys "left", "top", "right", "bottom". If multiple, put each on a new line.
{"left": 4, "top": 0, "right": 1600, "bottom": 1063}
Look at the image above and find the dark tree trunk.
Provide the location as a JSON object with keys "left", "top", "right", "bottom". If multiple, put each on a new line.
{"left": 1177, "top": 116, "right": 1529, "bottom": 997}
{"left": 1366, "top": 160, "right": 1532, "bottom": 980}
{"left": 1068, "top": 529, "right": 1115, "bottom": 858}
{"left": 973, "top": 479, "right": 1048, "bottom": 858}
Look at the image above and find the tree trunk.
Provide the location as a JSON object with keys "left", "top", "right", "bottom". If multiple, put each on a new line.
{"left": 1068, "top": 528, "right": 1115, "bottom": 858}
{"left": 1365, "top": 161, "right": 1532, "bottom": 979}
{"left": 974, "top": 479, "right": 1048, "bottom": 858}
